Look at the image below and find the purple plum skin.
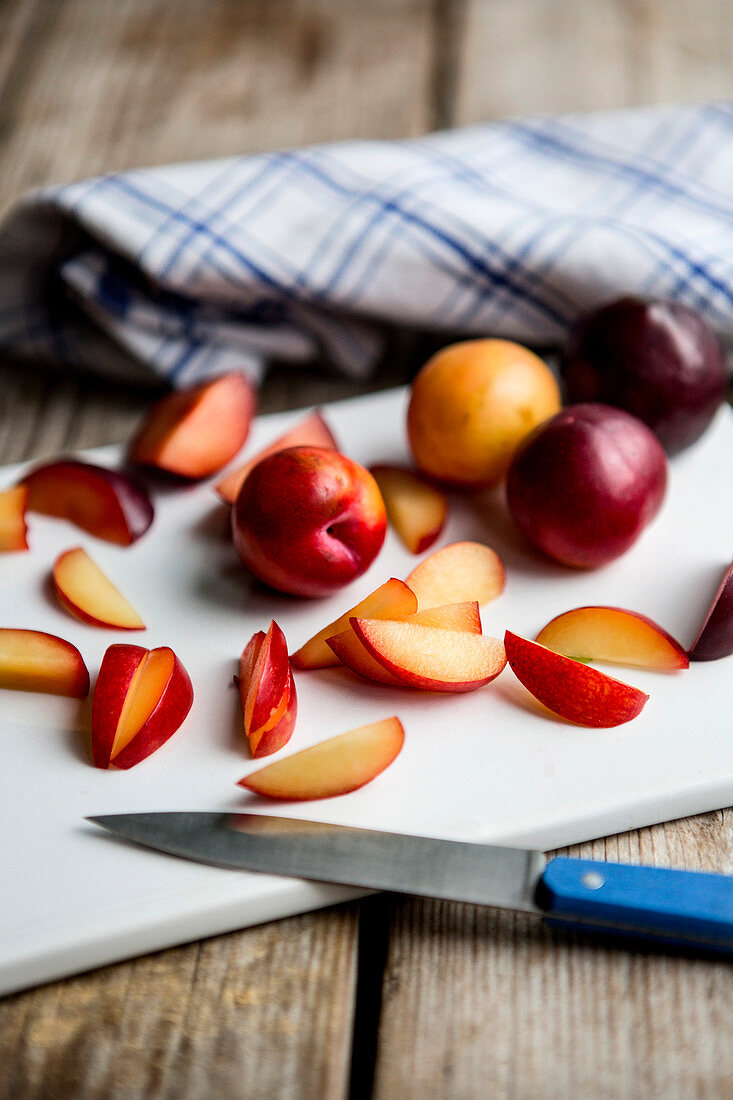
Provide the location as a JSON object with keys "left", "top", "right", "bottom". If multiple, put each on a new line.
{"left": 561, "top": 297, "right": 728, "bottom": 456}
{"left": 506, "top": 404, "right": 668, "bottom": 569}
{"left": 688, "top": 562, "right": 733, "bottom": 661}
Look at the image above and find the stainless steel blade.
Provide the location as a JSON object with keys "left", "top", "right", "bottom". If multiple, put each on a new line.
{"left": 87, "top": 812, "right": 545, "bottom": 914}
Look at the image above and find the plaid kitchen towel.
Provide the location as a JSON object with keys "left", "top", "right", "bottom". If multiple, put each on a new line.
{"left": 1, "top": 102, "right": 732, "bottom": 387}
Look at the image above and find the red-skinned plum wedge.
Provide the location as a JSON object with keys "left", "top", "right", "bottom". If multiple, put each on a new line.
{"left": 0, "top": 486, "right": 29, "bottom": 551}
{"left": 232, "top": 446, "right": 387, "bottom": 598}
{"left": 0, "top": 628, "right": 89, "bottom": 697}
{"left": 369, "top": 465, "right": 448, "bottom": 553}
{"left": 688, "top": 562, "right": 733, "bottom": 661}
{"left": 239, "top": 621, "right": 297, "bottom": 757}
{"left": 91, "top": 644, "right": 193, "bottom": 769}
{"left": 326, "top": 602, "right": 482, "bottom": 686}
{"left": 215, "top": 409, "right": 338, "bottom": 504}
{"left": 535, "top": 606, "right": 688, "bottom": 670}
{"left": 128, "top": 371, "right": 256, "bottom": 479}
{"left": 405, "top": 541, "right": 506, "bottom": 610}
{"left": 291, "top": 578, "right": 418, "bottom": 670}
{"left": 52, "top": 547, "right": 145, "bottom": 630}
{"left": 504, "top": 630, "right": 648, "bottom": 728}
{"left": 21, "top": 459, "right": 154, "bottom": 545}
{"left": 351, "top": 618, "right": 506, "bottom": 693}
{"left": 326, "top": 628, "right": 406, "bottom": 686}
{"left": 237, "top": 716, "right": 404, "bottom": 800}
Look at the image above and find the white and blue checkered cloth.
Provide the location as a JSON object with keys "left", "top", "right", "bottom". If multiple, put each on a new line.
{"left": 1, "top": 103, "right": 732, "bottom": 387}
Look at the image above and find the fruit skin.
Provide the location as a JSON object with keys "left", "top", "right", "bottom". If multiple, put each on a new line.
{"left": 291, "top": 578, "right": 418, "bottom": 670}
{"left": 0, "top": 628, "right": 89, "bottom": 698}
{"left": 561, "top": 296, "right": 728, "bottom": 456}
{"left": 0, "top": 486, "right": 29, "bottom": 551}
{"left": 215, "top": 409, "right": 338, "bottom": 504}
{"left": 506, "top": 404, "right": 668, "bottom": 568}
{"left": 91, "top": 644, "right": 194, "bottom": 769}
{"left": 407, "top": 338, "right": 561, "bottom": 487}
{"left": 688, "top": 562, "right": 733, "bottom": 662}
{"left": 232, "top": 446, "right": 387, "bottom": 598}
{"left": 52, "top": 547, "right": 146, "bottom": 630}
{"left": 239, "top": 622, "right": 297, "bottom": 757}
{"left": 504, "top": 630, "right": 648, "bottom": 728}
{"left": 129, "top": 371, "right": 256, "bottom": 479}
{"left": 535, "top": 606, "right": 689, "bottom": 670}
{"left": 21, "top": 459, "right": 154, "bottom": 545}
{"left": 246, "top": 670, "right": 296, "bottom": 758}
{"left": 237, "top": 716, "right": 405, "bottom": 800}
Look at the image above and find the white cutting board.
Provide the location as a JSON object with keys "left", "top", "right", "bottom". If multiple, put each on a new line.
{"left": 1, "top": 387, "right": 731, "bottom": 995}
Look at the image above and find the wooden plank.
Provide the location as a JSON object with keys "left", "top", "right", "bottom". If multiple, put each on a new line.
{"left": 0, "top": 905, "right": 360, "bottom": 1100}
{"left": 372, "top": 809, "right": 733, "bottom": 1099}
{"left": 0, "top": 0, "right": 437, "bottom": 218}
{"left": 452, "top": 0, "right": 733, "bottom": 124}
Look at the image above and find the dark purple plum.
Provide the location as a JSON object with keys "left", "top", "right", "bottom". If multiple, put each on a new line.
{"left": 688, "top": 562, "right": 733, "bottom": 661}
{"left": 506, "top": 404, "right": 668, "bottom": 568}
{"left": 561, "top": 297, "right": 728, "bottom": 456}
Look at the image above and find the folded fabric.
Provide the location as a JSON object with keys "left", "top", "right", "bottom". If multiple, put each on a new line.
{"left": 1, "top": 102, "right": 732, "bottom": 387}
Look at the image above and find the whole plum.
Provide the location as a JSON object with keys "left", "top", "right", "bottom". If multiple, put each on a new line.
{"left": 561, "top": 296, "right": 728, "bottom": 456}
{"left": 232, "top": 446, "right": 386, "bottom": 597}
{"left": 506, "top": 404, "right": 668, "bottom": 568}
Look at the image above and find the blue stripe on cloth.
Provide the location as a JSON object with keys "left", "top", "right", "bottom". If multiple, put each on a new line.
{"left": 288, "top": 149, "right": 571, "bottom": 329}
{"left": 510, "top": 116, "right": 733, "bottom": 223}
{"left": 156, "top": 154, "right": 300, "bottom": 282}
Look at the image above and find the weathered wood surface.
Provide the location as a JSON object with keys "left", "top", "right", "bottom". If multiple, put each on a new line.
{"left": 373, "top": 811, "right": 733, "bottom": 1100}
{"left": 0, "top": 906, "right": 361, "bottom": 1100}
{"left": 454, "top": 0, "right": 733, "bottom": 123}
{"left": 0, "top": 2, "right": 732, "bottom": 1098}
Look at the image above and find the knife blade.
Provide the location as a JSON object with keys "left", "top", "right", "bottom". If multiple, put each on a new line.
{"left": 87, "top": 812, "right": 733, "bottom": 956}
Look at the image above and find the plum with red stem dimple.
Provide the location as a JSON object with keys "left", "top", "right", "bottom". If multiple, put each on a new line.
{"left": 231, "top": 446, "right": 387, "bottom": 597}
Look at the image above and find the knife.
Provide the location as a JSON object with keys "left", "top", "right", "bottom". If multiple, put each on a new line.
{"left": 87, "top": 812, "right": 733, "bottom": 956}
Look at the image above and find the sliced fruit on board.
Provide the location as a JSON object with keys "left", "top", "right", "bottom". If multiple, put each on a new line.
{"left": 215, "top": 409, "right": 338, "bottom": 504}
{"left": 0, "top": 485, "right": 29, "bottom": 551}
{"left": 238, "top": 716, "right": 404, "bottom": 800}
{"left": 129, "top": 371, "right": 256, "bottom": 479}
{"left": 326, "top": 628, "right": 407, "bottom": 686}
{"left": 351, "top": 618, "right": 506, "bottom": 693}
{"left": 688, "top": 561, "right": 733, "bottom": 662}
{"left": 291, "top": 577, "right": 417, "bottom": 670}
{"left": 409, "top": 601, "right": 481, "bottom": 633}
{"left": 369, "top": 464, "right": 447, "bottom": 554}
{"left": 52, "top": 547, "right": 145, "bottom": 630}
{"left": 535, "top": 606, "right": 688, "bottom": 670}
{"left": 91, "top": 644, "right": 193, "bottom": 769}
{"left": 21, "top": 459, "right": 154, "bottom": 546}
{"left": 0, "top": 628, "right": 89, "bottom": 698}
{"left": 240, "top": 621, "right": 297, "bottom": 758}
{"left": 326, "top": 602, "right": 482, "bottom": 686}
{"left": 405, "top": 541, "right": 505, "bottom": 610}
{"left": 504, "top": 630, "right": 648, "bottom": 728}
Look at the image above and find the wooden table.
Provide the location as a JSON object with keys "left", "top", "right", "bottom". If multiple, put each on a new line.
{"left": 0, "top": 3, "right": 731, "bottom": 1096}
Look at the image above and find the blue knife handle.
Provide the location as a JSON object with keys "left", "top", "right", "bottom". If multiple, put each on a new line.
{"left": 538, "top": 857, "right": 733, "bottom": 955}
